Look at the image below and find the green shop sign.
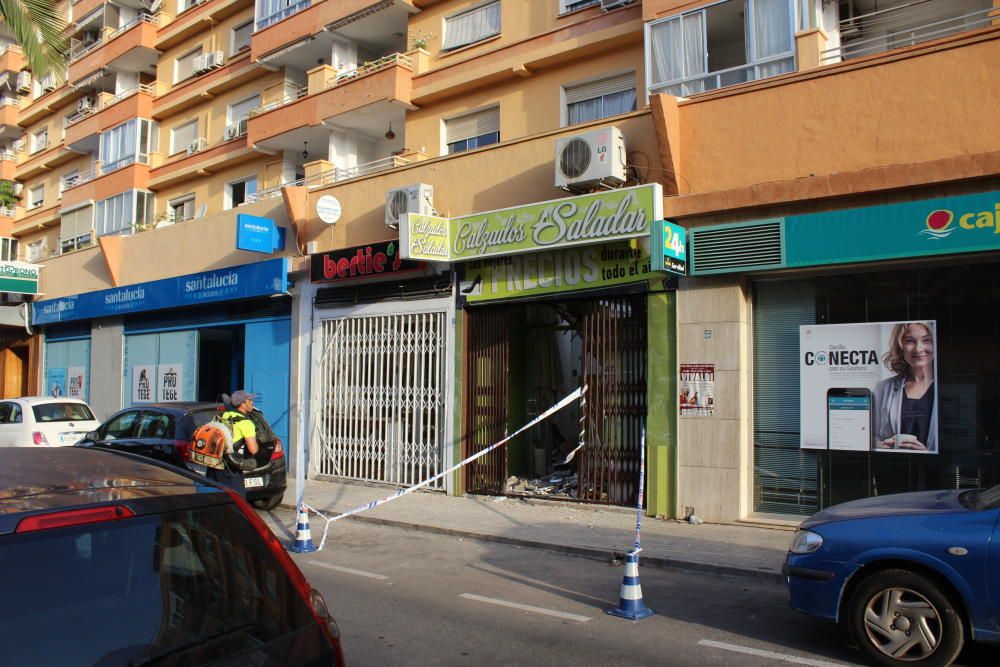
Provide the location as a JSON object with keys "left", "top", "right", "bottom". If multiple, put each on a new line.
{"left": 0, "top": 261, "right": 39, "bottom": 295}
{"left": 464, "top": 242, "right": 654, "bottom": 303}
{"left": 401, "top": 184, "right": 662, "bottom": 262}
{"left": 651, "top": 219, "right": 687, "bottom": 275}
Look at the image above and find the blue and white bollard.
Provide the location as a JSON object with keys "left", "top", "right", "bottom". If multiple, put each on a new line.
{"left": 288, "top": 504, "right": 318, "bottom": 553}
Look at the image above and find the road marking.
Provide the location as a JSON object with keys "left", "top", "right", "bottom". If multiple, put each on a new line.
{"left": 308, "top": 561, "right": 388, "bottom": 581}
{"left": 697, "top": 640, "right": 851, "bottom": 667}
{"left": 459, "top": 593, "right": 592, "bottom": 623}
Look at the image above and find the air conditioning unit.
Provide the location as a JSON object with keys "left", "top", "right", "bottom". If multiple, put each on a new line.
{"left": 42, "top": 79, "right": 56, "bottom": 93}
{"left": 224, "top": 120, "right": 247, "bottom": 140}
{"left": 186, "top": 137, "right": 207, "bottom": 155}
{"left": 12, "top": 139, "right": 25, "bottom": 154}
{"left": 554, "top": 126, "right": 626, "bottom": 190}
{"left": 192, "top": 55, "right": 208, "bottom": 74}
{"left": 204, "top": 51, "right": 225, "bottom": 70}
{"left": 16, "top": 72, "right": 31, "bottom": 94}
{"left": 385, "top": 183, "right": 434, "bottom": 229}
{"left": 13, "top": 183, "right": 23, "bottom": 196}
{"left": 78, "top": 96, "right": 95, "bottom": 112}
{"left": 600, "top": 0, "right": 633, "bottom": 9}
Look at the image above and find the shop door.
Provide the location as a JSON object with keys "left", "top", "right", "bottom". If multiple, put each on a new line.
{"left": 578, "top": 296, "right": 647, "bottom": 506}
{"left": 315, "top": 311, "right": 447, "bottom": 487}
{"left": 464, "top": 308, "right": 510, "bottom": 495}
{"left": 244, "top": 319, "right": 291, "bottom": 449}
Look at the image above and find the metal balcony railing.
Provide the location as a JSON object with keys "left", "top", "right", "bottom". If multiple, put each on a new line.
{"left": 0, "top": 150, "right": 15, "bottom": 161}
{"left": 247, "top": 85, "right": 308, "bottom": 117}
{"left": 822, "top": 2, "right": 999, "bottom": 64}
{"left": 62, "top": 166, "right": 97, "bottom": 191}
{"left": 69, "top": 14, "right": 159, "bottom": 63}
{"left": 0, "top": 207, "right": 15, "bottom": 218}
{"left": 65, "top": 84, "right": 157, "bottom": 127}
{"left": 327, "top": 53, "right": 413, "bottom": 87}
{"left": 257, "top": 0, "right": 311, "bottom": 30}
{"left": 246, "top": 155, "right": 419, "bottom": 204}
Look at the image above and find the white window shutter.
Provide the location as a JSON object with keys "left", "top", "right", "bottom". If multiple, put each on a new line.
{"left": 445, "top": 107, "right": 500, "bottom": 144}
{"left": 565, "top": 72, "right": 636, "bottom": 105}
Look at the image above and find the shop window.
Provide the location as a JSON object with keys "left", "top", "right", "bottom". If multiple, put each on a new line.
{"left": 232, "top": 20, "right": 253, "bottom": 54}
{"left": 444, "top": 107, "right": 499, "bottom": 155}
{"left": 168, "top": 194, "right": 196, "bottom": 222}
{"left": 564, "top": 72, "right": 637, "bottom": 126}
{"left": 226, "top": 177, "right": 257, "bottom": 209}
{"left": 60, "top": 206, "right": 93, "bottom": 254}
{"left": 175, "top": 47, "right": 203, "bottom": 84}
{"left": 647, "top": 0, "right": 795, "bottom": 97}
{"left": 442, "top": 1, "right": 501, "bottom": 51}
{"left": 45, "top": 339, "right": 91, "bottom": 401}
{"left": 0, "top": 236, "right": 18, "bottom": 262}
{"left": 170, "top": 119, "right": 198, "bottom": 155}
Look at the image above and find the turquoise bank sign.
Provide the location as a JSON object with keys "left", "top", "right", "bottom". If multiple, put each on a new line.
{"left": 786, "top": 191, "right": 1000, "bottom": 267}
{"left": 651, "top": 219, "right": 687, "bottom": 275}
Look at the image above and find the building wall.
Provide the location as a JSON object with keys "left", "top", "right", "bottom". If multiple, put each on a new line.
{"left": 153, "top": 155, "right": 274, "bottom": 218}
{"left": 89, "top": 317, "right": 124, "bottom": 420}
{"left": 155, "top": 7, "right": 256, "bottom": 96}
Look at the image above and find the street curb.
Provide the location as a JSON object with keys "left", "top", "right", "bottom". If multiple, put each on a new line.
{"left": 276, "top": 502, "right": 785, "bottom": 585}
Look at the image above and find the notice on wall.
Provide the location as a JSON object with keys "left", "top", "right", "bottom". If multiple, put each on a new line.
{"left": 680, "top": 364, "right": 715, "bottom": 416}
{"left": 47, "top": 367, "right": 67, "bottom": 398}
{"left": 157, "top": 365, "right": 183, "bottom": 402}
{"left": 800, "top": 321, "right": 938, "bottom": 454}
{"left": 132, "top": 365, "right": 155, "bottom": 403}
{"left": 66, "top": 367, "right": 86, "bottom": 399}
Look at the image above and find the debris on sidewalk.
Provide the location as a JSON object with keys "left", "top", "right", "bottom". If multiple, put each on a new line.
{"left": 503, "top": 471, "right": 579, "bottom": 499}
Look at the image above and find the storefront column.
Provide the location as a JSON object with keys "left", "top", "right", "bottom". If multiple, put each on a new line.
{"left": 646, "top": 288, "right": 676, "bottom": 518}
{"left": 451, "top": 306, "right": 465, "bottom": 497}
{"left": 89, "top": 318, "right": 124, "bottom": 422}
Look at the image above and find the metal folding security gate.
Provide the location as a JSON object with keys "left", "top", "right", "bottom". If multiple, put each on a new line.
{"left": 464, "top": 308, "right": 510, "bottom": 495}
{"left": 314, "top": 311, "right": 446, "bottom": 487}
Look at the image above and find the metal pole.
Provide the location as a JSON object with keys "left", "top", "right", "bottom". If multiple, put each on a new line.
{"left": 632, "top": 426, "right": 646, "bottom": 555}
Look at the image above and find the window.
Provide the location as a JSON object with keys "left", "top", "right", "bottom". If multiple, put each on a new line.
{"left": 175, "top": 47, "right": 203, "bottom": 83}
{"left": 170, "top": 119, "right": 198, "bottom": 155}
{"left": 30, "top": 128, "right": 48, "bottom": 154}
{"left": 0, "top": 402, "right": 22, "bottom": 423}
{"left": 28, "top": 185, "right": 44, "bottom": 210}
{"left": 169, "top": 194, "right": 196, "bottom": 222}
{"left": 445, "top": 107, "right": 500, "bottom": 154}
{"left": 95, "top": 190, "right": 152, "bottom": 236}
{"left": 226, "top": 95, "right": 258, "bottom": 138}
{"left": 0, "top": 237, "right": 17, "bottom": 262}
{"left": 560, "top": 0, "right": 599, "bottom": 12}
{"left": 100, "top": 119, "right": 156, "bottom": 173}
{"left": 60, "top": 169, "right": 79, "bottom": 193}
{"left": 26, "top": 240, "right": 44, "bottom": 262}
{"left": 647, "top": 0, "right": 795, "bottom": 97}
{"left": 136, "top": 411, "right": 173, "bottom": 439}
{"left": 565, "top": 72, "right": 637, "bottom": 125}
{"left": 443, "top": 1, "right": 500, "bottom": 51}
{"left": 33, "top": 402, "right": 96, "bottom": 423}
{"left": 99, "top": 410, "right": 140, "bottom": 439}
{"left": 226, "top": 176, "right": 257, "bottom": 209}
{"left": 60, "top": 206, "right": 93, "bottom": 254}
{"left": 258, "top": 0, "right": 311, "bottom": 30}
{"left": 232, "top": 20, "right": 253, "bottom": 54}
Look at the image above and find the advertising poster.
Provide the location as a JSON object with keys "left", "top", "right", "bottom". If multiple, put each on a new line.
{"left": 46, "top": 367, "right": 67, "bottom": 398}
{"left": 800, "top": 321, "right": 938, "bottom": 454}
{"left": 66, "top": 367, "right": 86, "bottom": 399}
{"left": 157, "top": 365, "right": 183, "bottom": 402}
{"left": 680, "top": 364, "right": 715, "bottom": 416}
{"left": 132, "top": 365, "right": 155, "bottom": 403}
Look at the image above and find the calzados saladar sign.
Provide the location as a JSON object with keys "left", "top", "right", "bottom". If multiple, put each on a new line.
{"left": 400, "top": 184, "right": 662, "bottom": 261}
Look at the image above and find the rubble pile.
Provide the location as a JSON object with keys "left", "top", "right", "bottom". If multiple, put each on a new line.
{"left": 504, "top": 471, "right": 579, "bottom": 499}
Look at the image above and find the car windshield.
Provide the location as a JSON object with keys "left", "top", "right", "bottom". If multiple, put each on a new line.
{"left": 0, "top": 503, "right": 319, "bottom": 667}
{"left": 972, "top": 483, "right": 1000, "bottom": 510}
{"left": 32, "top": 402, "right": 95, "bottom": 423}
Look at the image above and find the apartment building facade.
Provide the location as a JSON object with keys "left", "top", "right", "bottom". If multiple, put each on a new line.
{"left": 3, "top": 0, "right": 996, "bottom": 522}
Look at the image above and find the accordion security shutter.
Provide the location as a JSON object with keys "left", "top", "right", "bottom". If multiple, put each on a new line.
{"left": 445, "top": 107, "right": 500, "bottom": 145}
{"left": 60, "top": 205, "right": 92, "bottom": 243}
{"left": 565, "top": 72, "right": 636, "bottom": 104}
{"left": 443, "top": 1, "right": 501, "bottom": 50}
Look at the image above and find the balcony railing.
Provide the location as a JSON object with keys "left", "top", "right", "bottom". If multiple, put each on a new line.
{"left": 246, "top": 154, "right": 420, "bottom": 204}
{"left": 0, "top": 207, "right": 15, "bottom": 218}
{"left": 327, "top": 53, "right": 413, "bottom": 87}
{"left": 65, "top": 84, "right": 157, "bottom": 127}
{"left": 0, "top": 96, "right": 20, "bottom": 109}
{"left": 0, "top": 44, "right": 22, "bottom": 58}
{"left": 257, "top": 0, "right": 311, "bottom": 30}
{"left": 62, "top": 166, "right": 97, "bottom": 191}
{"left": 247, "top": 85, "right": 308, "bottom": 117}
{"left": 650, "top": 53, "right": 795, "bottom": 97}
{"left": 0, "top": 150, "right": 16, "bottom": 161}
{"left": 68, "top": 14, "right": 159, "bottom": 63}
{"left": 822, "top": 2, "right": 999, "bottom": 64}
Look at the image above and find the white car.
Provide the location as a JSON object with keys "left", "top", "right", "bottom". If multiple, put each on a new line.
{"left": 0, "top": 397, "right": 101, "bottom": 447}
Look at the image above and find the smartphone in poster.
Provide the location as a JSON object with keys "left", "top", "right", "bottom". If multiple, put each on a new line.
{"left": 800, "top": 321, "right": 938, "bottom": 454}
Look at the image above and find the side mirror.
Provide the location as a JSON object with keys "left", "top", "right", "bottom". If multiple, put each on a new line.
{"left": 82, "top": 431, "right": 99, "bottom": 443}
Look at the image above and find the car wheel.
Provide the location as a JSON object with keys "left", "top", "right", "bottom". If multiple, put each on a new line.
{"left": 251, "top": 492, "right": 284, "bottom": 511}
{"left": 848, "top": 569, "right": 964, "bottom": 667}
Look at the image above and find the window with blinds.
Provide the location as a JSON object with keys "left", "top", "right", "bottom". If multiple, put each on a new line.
{"left": 231, "top": 20, "right": 253, "bottom": 54}
{"left": 60, "top": 205, "right": 93, "bottom": 254}
{"left": 445, "top": 107, "right": 500, "bottom": 154}
{"left": 0, "top": 236, "right": 18, "bottom": 262}
{"left": 175, "top": 47, "right": 202, "bottom": 84}
{"left": 565, "top": 72, "right": 637, "bottom": 125}
{"left": 443, "top": 1, "right": 501, "bottom": 51}
{"left": 170, "top": 120, "right": 198, "bottom": 155}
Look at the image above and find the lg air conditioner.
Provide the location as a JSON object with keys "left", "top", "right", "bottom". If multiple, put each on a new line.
{"left": 554, "top": 126, "right": 626, "bottom": 190}
{"left": 186, "top": 137, "right": 207, "bottom": 155}
{"left": 600, "top": 0, "right": 634, "bottom": 9}
{"left": 385, "top": 183, "right": 434, "bottom": 229}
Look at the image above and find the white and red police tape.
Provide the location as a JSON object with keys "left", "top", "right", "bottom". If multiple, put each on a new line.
{"left": 304, "top": 385, "right": 586, "bottom": 551}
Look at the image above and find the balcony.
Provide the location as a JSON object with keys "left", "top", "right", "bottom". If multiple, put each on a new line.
{"left": 148, "top": 135, "right": 257, "bottom": 189}
{"left": 152, "top": 51, "right": 258, "bottom": 120}
{"left": 156, "top": 0, "right": 254, "bottom": 50}
{"left": 71, "top": 0, "right": 106, "bottom": 20}
{"left": 61, "top": 160, "right": 150, "bottom": 210}
{"left": 821, "top": 1, "right": 999, "bottom": 64}
{"left": 0, "top": 44, "right": 24, "bottom": 75}
{"left": 257, "top": 0, "right": 311, "bottom": 31}
{"left": 18, "top": 81, "right": 85, "bottom": 128}
{"left": 68, "top": 15, "right": 159, "bottom": 86}
{"left": 0, "top": 97, "right": 20, "bottom": 140}
{"left": 12, "top": 203, "right": 60, "bottom": 236}
{"left": 16, "top": 139, "right": 83, "bottom": 181}
{"left": 0, "top": 150, "right": 16, "bottom": 181}
{"left": 64, "top": 85, "right": 156, "bottom": 152}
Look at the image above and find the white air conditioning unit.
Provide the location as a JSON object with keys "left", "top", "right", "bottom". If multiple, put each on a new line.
{"left": 554, "top": 126, "right": 626, "bottom": 190}
{"left": 224, "top": 119, "right": 247, "bottom": 140}
{"left": 192, "top": 55, "right": 208, "bottom": 74}
{"left": 186, "top": 137, "right": 207, "bottom": 155}
{"left": 13, "top": 183, "right": 23, "bottom": 196}
{"left": 78, "top": 96, "right": 95, "bottom": 112}
{"left": 16, "top": 72, "right": 31, "bottom": 94}
{"left": 385, "top": 183, "right": 434, "bottom": 229}
{"left": 204, "top": 51, "right": 225, "bottom": 70}
{"left": 600, "top": 0, "right": 634, "bottom": 9}
{"left": 42, "top": 77, "right": 56, "bottom": 93}
{"left": 12, "top": 139, "right": 25, "bottom": 154}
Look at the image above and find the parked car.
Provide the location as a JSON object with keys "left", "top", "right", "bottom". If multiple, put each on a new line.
{"left": 0, "top": 396, "right": 101, "bottom": 447}
{"left": 76, "top": 402, "right": 286, "bottom": 510}
{"left": 0, "top": 446, "right": 344, "bottom": 667}
{"left": 784, "top": 486, "right": 1000, "bottom": 667}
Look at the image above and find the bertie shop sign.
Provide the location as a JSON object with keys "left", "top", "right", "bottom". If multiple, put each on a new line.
{"left": 400, "top": 184, "right": 662, "bottom": 262}
{"left": 311, "top": 240, "right": 423, "bottom": 283}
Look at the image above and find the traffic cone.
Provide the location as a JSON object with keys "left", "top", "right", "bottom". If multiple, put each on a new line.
{"left": 289, "top": 504, "right": 318, "bottom": 553}
{"left": 607, "top": 551, "right": 654, "bottom": 620}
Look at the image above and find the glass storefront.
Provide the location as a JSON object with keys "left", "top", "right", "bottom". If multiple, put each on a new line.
{"left": 753, "top": 260, "right": 1000, "bottom": 516}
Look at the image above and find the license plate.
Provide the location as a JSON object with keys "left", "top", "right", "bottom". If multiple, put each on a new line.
{"left": 244, "top": 476, "right": 264, "bottom": 488}
{"left": 60, "top": 432, "right": 84, "bottom": 444}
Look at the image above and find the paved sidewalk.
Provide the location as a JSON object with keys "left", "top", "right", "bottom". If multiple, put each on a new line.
{"left": 280, "top": 480, "right": 794, "bottom": 583}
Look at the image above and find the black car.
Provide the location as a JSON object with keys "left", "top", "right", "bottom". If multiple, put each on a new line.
{"left": 77, "top": 402, "right": 286, "bottom": 510}
{"left": 0, "top": 446, "right": 344, "bottom": 667}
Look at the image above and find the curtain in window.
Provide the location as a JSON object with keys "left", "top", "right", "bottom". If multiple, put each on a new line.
{"left": 96, "top": 191, "right": 135, "bottom": 236}
{"left": 649, "top": 13, "right": 706, "bottom": 93}
{"left": 753, "top": 0, "right": 795, "bottom": 78}
{"left": 101, "top": 120, "right": 137, "bottom": 172}
{"left": 443, "top": 1, "right": 500, "bottom": 50}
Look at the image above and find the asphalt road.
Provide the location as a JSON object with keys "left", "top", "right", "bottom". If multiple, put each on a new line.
{"left": 264, "top": 509, "right": 999, "bottom": 667}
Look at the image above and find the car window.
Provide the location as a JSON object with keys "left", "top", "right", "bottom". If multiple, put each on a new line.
{"left": 135, "top": 412, "right": 173, "bottom": 439}
{"left": 0, "top": 504, "right": 321, "bottom": 667}
{"left": 10, "top": 404, "right": 21, "bottom": 424}
{"left": 177, "top": 410, "right": 218, "bottom": 441}
{"left": 32, "top": 402, "right": 96, "bottom": 423}
{"left": 0, "top": 403, "right": 11, "bottom": 424}
{"left": 100, "top": 411, "right": 140, "bottom": 440}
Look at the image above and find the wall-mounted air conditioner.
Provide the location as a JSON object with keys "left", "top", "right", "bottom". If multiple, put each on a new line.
{"left": 193, "top": 55, "right": 208, "bottom": 74}
{"left": 224, "top": 118, "right": 247, "bottom": 140}
{"left": 15, "top": 72, "right": 31, "bottom": 94}
{"left": 385, "top": 183, "right": 434, "bottom": 229}
{"left": 554, "top": 125, "right": 626, "bottom": 190}
{"left": 78, "top": 96, "right": 95, "bottom": 112}
{"left": 600, "top": 0, "right": 634, "bottom": 10}
{"left": 186, "top": 137, "right": 207, "bottom": 155}
{"left": 204, "top": 51, "right": 225, "bottom": 70}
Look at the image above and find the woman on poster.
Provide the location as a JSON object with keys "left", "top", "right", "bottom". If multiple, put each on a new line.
{"left": 873, "top": 321, "right": 937, "bottom": 452}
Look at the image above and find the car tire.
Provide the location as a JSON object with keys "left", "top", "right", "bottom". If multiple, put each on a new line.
{"left": 251, "top": 492, "right": 284, "bottom": 511}
{"left": 847, "top": 568, "right": 964, "bottom": 667}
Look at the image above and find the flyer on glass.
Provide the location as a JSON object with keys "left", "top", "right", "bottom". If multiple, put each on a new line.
{"left": 132, "top": 365, "right": 155, "bottom": 403}
{"left": 800, "top": 321, "right": 938, "bottom": 454}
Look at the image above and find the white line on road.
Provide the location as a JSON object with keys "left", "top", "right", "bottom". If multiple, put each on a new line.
{"left": 308, "top": 561, "right": 389, "bottom": 580}
{"left": 697, "top": 640, "right": 852, "bottom": 667}
{"left": 459, "top": 593, "right": 592, "bottom": 623}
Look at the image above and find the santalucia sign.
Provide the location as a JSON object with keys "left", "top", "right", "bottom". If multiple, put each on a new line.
{"left": 400, "top": 184, "right": 662, "bottom": 262}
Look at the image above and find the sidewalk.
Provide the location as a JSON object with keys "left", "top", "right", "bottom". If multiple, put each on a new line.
{"left": 282, "top": 480, "right": 794, "bottom": 584}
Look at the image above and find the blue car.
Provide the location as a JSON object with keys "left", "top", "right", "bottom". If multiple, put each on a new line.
{"left": 785, "top": 486, "right": 1000, "bottom": 667}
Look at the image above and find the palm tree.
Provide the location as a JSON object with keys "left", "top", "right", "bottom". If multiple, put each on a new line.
{"left": 0, "top": 0, "right": 68, "bottom": 78}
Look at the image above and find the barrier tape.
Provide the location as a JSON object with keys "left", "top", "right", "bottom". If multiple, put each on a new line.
{"left": 629, "top": 427, "right": 647, "bottom": 557}
{"left": 305, "top": 385, "right": 586, "bottom": 550}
